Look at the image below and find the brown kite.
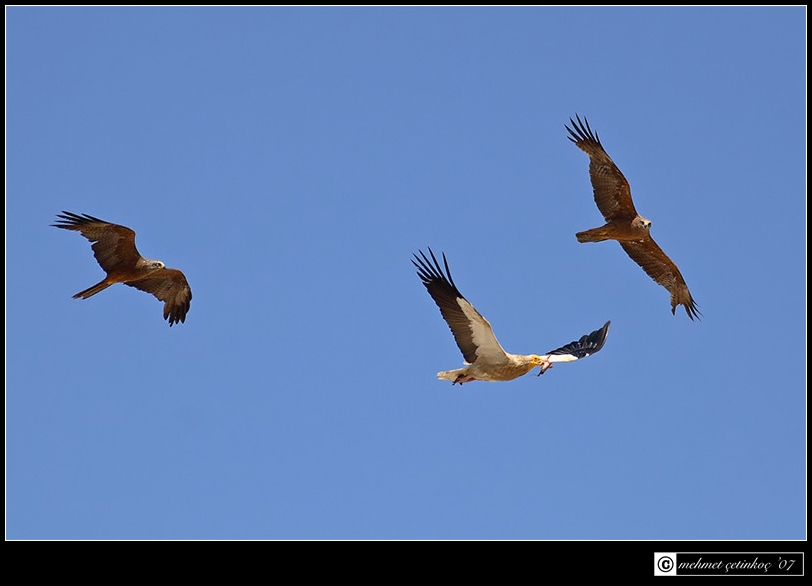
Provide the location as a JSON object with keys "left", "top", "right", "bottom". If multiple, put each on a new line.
{"left": 566, "top": 114, "right": 700, "bottom": 320}
{"left": 52, "top": 211, "right": 192, "bottom": 326}
{"left": 413, "top": 248, "right": 610, "bottom": 384}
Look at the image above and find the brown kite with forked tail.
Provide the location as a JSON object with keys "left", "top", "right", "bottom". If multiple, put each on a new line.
{"left": 566, "top": 115, "right": 700, "bottom": 320}
{"left": 52, "top": 211, "right": 192, "bottom": 326}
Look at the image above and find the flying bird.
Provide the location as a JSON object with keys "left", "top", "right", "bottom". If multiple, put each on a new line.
{"left": 413, "top": 248, "right": 609, "bottom": 384}
{"left": 566, "top": 114, "right": 700, "bottom": 320}
{"left": 52, "top": 211, "right": 192, "bottom": 326}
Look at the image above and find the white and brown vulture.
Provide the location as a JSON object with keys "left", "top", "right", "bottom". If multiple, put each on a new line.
{"left": 413, "top": 249, "right": 609, "bottom": 384}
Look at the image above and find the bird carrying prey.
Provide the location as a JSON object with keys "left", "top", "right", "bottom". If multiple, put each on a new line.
{"left": 52, "top": 211, "right": 192, "bottom": 326}
{"left": 566, "top": 114, "right": 700, "bottom": 320}
{"left": 413, "top": 248, "right": 609, "bottom": 384}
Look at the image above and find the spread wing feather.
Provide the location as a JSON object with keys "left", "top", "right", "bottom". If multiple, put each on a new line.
{"left": 546, "top": 321, "right": 610, "bottom": 361}
{"left": 566, "top": 114, "right": 638, "bottom": 222}
{"left": 412, "top": 249, "right": 507, "bottom": 364}
{"left": 619, "top": 240, "right": 700, "bottom": 320}
{"left": 52, "top": 211, "right": 143, "bottom": 272}
{"left": 126, "top": 269, "right": 192, "bottom": 326}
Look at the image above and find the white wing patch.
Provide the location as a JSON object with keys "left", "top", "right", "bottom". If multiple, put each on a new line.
{"left": 456, "top": 297, "right": 508, "bottom": 363}
{"left": 545, "top": 353, "right": 580, "bottom": 364}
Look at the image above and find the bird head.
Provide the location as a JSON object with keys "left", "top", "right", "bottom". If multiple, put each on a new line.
{"left": 141, "top": 259, "right": 166, "bottom": 269}
{"left": 529, "top": 354, "right": 553, "bottom": 375}
{"left": 633, "top": 215, "right": 652, "bottom": 231}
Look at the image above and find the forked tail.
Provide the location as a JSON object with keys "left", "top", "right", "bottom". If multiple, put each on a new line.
{"left": 576, "top": 226, "right": 611, "bottom": 243}
{"left": 72, "top": 279, "right": 113, "bottom": 299}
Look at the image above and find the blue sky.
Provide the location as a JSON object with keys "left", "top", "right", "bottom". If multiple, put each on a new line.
{"left": 7, "top": 7, "right": 805, "bottom": 540}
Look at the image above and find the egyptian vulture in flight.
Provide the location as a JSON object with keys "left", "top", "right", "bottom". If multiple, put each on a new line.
{"left": 52, "top": 211, "right": 192, "bottom": 326}
{"left": 413, "top": 249, "right": 609, "bottom": 384}
{"left": 566, "top": 114, "right": 700, "bottom": 320}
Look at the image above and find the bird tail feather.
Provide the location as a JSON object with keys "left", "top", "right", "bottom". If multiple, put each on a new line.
{"left": 576, "top": 226, "right": 611, "bottom": 243}
{"left": 437, "top": 368, "right": 465, "bottom": 381}
{"left": 72, "top": 279, "right": 112, "bottom": 299}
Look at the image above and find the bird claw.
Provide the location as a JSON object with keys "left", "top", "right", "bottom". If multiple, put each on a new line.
{"left": 537, "top": 363, "right": 553, "bottom": 376}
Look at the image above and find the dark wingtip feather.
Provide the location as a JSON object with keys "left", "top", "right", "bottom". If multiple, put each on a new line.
{"left": 579, "top": 320, "right": 610, "bottom": 355}
{"left": 51, "top": 211, "right": 107, "bottom": 229}
{"left": 547, "top": 320, "right": 611, "bottom": 358}
{"left": 412, "top": 248, "right": 460, "bottom": 294}
{"left": 684, "top": 299, "right": 702, "bottom": 321}
{"left": 165, "top": 302, "right": 190, "bottom": 327}
{"left": 565, "top": 113, "right": 601, "bottom": 146}
{"left": 672, "top": 293, "right": 702, "bottom": 321}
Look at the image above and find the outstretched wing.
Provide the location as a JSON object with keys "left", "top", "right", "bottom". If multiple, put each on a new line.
{"left": 546, "top": 321, "right": 610, "bottom": 363}
{"left": 52, "top": 211, "right": 143, "bottom": 272}
{"left": 413, "top": 249, "right": 508, "bottom": 365}
{"left": 126, "top": 269, "right": 192, "bottom": 326}
{"left": 619, "top": 239, "right": 700, "bottom": 320}
{"left": 566, "top": 114, "right": 638, "bottom": 222}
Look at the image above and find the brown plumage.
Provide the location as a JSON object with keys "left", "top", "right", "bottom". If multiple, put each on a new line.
{"left": 566, "top": 114, "right": 700, "bottom": 320}
{"left": 52, "top": 211, "right": 192, "bottom": 326}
